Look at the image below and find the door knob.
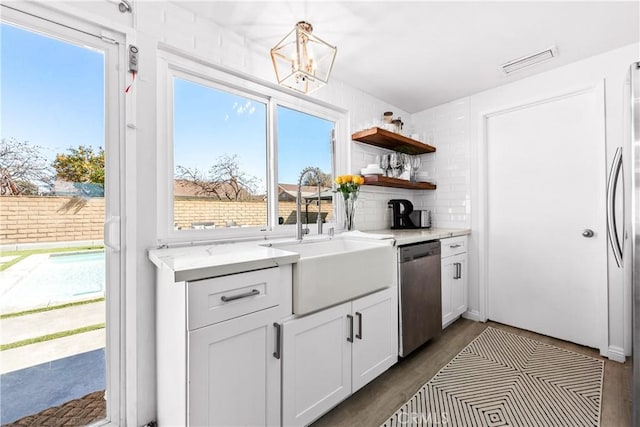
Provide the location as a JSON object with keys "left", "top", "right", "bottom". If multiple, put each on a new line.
{"left": 582, "top": 229, "right": 595, "bottom": 238}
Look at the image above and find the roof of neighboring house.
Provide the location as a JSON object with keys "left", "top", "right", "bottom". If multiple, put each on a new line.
{"left": 174, "top": 179, "right": 205, "bottom": 197}
{"left": 173, "top": 180, "right": 333, "bottom": 200}
{"left": 278, "top": 183, "right": 333, "bottom": 201}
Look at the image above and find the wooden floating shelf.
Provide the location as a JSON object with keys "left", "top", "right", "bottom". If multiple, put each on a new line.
{"left": 352, "top": 127, "right": 436, "bottom": 155}
{"left": 363, "top": 175, "right": 436, "bottom": 190}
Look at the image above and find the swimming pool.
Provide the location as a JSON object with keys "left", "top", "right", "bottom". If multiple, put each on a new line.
{"left": 0, "top": 251, "right": 105, "bottom": 313}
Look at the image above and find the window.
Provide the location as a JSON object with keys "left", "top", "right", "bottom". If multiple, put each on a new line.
{"left": 173, "top": 77, "right": 268, "bottom": 230}
{"left": 162, "top": 55, "right": 345, "bottom": 242}
{"left": 277, "top": 106, "right": 334, "bottom": 226}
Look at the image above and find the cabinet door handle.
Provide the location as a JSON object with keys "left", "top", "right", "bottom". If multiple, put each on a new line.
{"left": 273, "top": 323, "right": 281, "bottom": 359}
{"left": 454, "top": 263, "right": 461, "bottom": 279}
{"left": 220, "top": 289, "right": 259, "bottom": 302}
{"left": 355, "top": 312, "right": 363, "bottom": 340}
{"left": 347, "top": 314, "right": 354, "bottom": 343}
{"left": 449, "top": 244, "right": 461, "bottom": 249}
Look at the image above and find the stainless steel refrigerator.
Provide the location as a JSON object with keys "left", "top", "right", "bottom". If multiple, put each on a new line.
{"left": 631, "top": 61, "right": 640, "bottom": 425}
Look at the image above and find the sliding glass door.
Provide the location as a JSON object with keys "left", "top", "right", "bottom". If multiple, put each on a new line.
{"left": 0, "top": 7, "right": 122, "bottom": 425}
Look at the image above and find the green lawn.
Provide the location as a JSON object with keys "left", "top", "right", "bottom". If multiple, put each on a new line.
{"left": 0, "top": 297, "right": 106, "bottom": 320}
{"left": 0, "top": 323, "right": 106, "bottom": 351}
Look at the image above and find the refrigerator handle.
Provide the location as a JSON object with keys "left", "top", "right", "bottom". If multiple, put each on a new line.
{"left": 606, "top": 146, "right": 624, "bottom": 267}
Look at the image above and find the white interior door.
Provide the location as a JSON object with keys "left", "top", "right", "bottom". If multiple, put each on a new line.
{"left": 486, "top": 84, "right": 607, "bottom": 350}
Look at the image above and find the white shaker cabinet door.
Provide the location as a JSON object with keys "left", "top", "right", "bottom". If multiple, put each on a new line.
{"left": 188, "top": 306, "right": 281, "bottom": 427}
{"left": 282, "top": 302, "right": 352, "bottom": 427}
{"left": 452, "top": 254, "right": 468, "bottom": 318}
{"left": 351, "top": 287, "right": 398, "bottom": 392}
{"left": 441, "top": 258, "right": 456, "bottom": 328}
{"left": 442, "top": 253, "right": 467, "bottom": 328}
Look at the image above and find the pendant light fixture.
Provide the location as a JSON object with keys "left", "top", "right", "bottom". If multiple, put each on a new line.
{"left": 270, "top": 21, "right": 337, "bottom": 94}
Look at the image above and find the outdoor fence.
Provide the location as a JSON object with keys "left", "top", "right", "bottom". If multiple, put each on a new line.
{"left": 174, "top": 197, "right": 334, "bottom": 230}
{"left": 0, "top": 196, "right": 104, "bottom": 245}
{"left": 0, "top": 196, "right": 335, "bottom": 245}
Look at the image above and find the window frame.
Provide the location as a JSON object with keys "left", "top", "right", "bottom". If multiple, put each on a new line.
{"left": 169, "top": 69, "right": 272, "bottom": 234}
{"left": 157, "top": 49, "right": 349, "bottom": 244}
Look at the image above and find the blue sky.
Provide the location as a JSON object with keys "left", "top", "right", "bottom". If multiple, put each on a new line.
{"left": 277, "top": 106, "right": 333, "bottom": 185}
{"left": 2, "top": 22, "right": 333, "bottom": 192}
{"left": 1, "top": 23, "right": 105, "bottom": 160}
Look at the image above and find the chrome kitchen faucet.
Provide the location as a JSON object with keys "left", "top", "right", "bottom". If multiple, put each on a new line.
{"left": 297, "top": 166, "right": 323, "bottom": 240}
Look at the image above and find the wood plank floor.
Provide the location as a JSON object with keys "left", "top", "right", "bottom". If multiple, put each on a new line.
{"left": 311, "top": 318, "right": 632, "bottom": 427}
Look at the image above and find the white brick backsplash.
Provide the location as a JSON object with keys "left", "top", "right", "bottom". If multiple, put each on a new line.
{"left": 411, "top": 98, "right": 471, "bottom": 229}
{"left": 353, "top": 187, "right": 420, "bottom": 230}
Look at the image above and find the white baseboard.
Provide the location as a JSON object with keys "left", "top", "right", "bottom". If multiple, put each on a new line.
{"left": 462, "top": 310, "right": 483, "bottom": 322}
{"left": 606, "top": 346, "right": 626, "bottom": 363}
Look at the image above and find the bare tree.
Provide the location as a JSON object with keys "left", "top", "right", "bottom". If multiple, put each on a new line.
{"left": 302, "top": 170, "right": 332, "bottom": 187}
{"left": 0, "top": 138, "right": 53, "bottom": 195}
{"left": 176, "top": 154, "right": 259, "bottom": 201}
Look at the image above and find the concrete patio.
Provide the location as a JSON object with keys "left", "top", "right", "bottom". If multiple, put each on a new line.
{"left": 0, "top": 301, "right": 106, "bottom": 424}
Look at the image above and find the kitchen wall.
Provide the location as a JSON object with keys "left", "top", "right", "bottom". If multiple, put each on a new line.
{"left": 411, "top": 99, "right": 471, "bottom": 229}
{"left": 350, "top": 96, "right": 474, "bottom": 232}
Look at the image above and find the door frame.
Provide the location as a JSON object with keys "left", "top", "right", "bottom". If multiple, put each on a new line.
{"left": 476, "top": 80, "right": 608, "bottom": 356}
{"left": 0, "top": 4, "right": 127, "bottom": 425}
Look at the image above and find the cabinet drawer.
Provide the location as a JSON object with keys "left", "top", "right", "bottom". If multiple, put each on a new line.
{"left": 440, "top": 236, "right": 467, "bottom": 257}
{"left": 187, "top": 267, "right": 281, "bottom": 330}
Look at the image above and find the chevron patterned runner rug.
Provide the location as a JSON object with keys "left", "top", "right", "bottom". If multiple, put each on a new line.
{"left": 382, "top": 326, "right": 604, "bottom": 427}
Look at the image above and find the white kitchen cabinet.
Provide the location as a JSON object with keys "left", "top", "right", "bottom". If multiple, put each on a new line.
{"left": 156, "top": 264, "right": 292, "bottom": 427}
{"left": 281, "top": 302, "right": 352, "bottom": 427}
{"left": 351, "top": 288, "right": 398, "bottom": 391}
{"left": 441, "top": 236, "right": 468, "bottom": 328}
{"left": 189, "top": 306, "right": 281, "bottom": 427}
{"left": 282, "top": 287, "right": 398, "bottom": 427}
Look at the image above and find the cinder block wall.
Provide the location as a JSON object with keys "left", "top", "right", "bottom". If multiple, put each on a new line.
{"left": 0, "top": 196, "right": 104, "bottom": 244}
{"left": 173, "top": 198, "right": 334, "bottom": 229}
{"left": 0, "top": 196, "right": 335, "bottom": 244}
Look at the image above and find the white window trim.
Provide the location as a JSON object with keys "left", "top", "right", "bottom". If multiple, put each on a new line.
{"left": 0, "top": 4, "right": 126, "bottom": 426}
{"left": 157, "top": 47, "right": 349, "bottom": 245}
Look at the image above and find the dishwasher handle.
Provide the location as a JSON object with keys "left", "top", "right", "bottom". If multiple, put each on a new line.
{"left": 399, "top": 241, "right": 441, "bottom": 262}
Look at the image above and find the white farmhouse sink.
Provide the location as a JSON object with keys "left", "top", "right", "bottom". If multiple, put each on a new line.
{"left": 270, "top": 238, "right": 396, "bottom": 315}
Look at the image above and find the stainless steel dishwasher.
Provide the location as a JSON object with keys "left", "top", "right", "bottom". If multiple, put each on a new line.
{"left": 398, "top": 240, "right": 441, "bottom": 357}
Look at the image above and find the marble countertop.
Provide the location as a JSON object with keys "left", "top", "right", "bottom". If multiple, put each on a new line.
{"left": 149, "top": 241, "right": 300, "bottom": 282}
{"left": 362, "top": 227, "right": 471, "bottom": 246}
{"left": 148, "top": 228, "right": 470, "bottom": 282}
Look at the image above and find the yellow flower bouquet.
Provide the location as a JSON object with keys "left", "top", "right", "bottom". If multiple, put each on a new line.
{"left": 335, "top": 174, "right": 364, "bottom": 198}
{"left": 334, "top": 175, "right": 364, "bottom": 230}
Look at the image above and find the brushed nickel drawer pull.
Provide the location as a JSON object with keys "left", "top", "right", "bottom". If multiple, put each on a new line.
{"left": 355, "top": 312, "right": 363, "bottom": 340}
{"left": 220, "top": 289, "right": 260, "bottom": 302}
{"left": 449, "top": 244, "right": 462, "bottom": 249}
{"left": 273, "top": 323, "right": 281, "bottom": 359}
{"left": 454, "top": 263, "right": 462, "bottom": 279}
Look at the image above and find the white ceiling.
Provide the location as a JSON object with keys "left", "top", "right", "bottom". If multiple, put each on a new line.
{"left": 174, "top": 1, "right": 640, "bottom": 113}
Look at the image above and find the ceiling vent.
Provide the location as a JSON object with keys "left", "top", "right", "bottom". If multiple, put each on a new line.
{"left": 501, "top": 46, "right": 558, "bottom": 74}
